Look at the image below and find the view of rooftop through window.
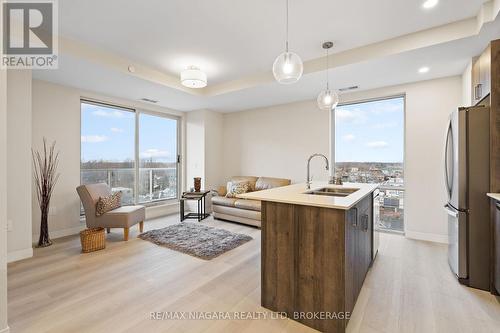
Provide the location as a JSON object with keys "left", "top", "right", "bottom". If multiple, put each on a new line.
{"left": 334, "top": 96, "right": 405, "bottom": 233}
{"left": 80, "top": 102, "right": 178, "bottom": 208}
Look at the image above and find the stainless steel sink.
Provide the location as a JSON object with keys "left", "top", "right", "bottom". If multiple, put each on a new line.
{"left": 304, "top": 187, "right": 360, "bottom": 197}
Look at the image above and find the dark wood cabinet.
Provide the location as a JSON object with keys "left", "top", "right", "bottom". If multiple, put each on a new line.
{"left": 261, "top": 194, "right": 373, "bottom": 333}
{"left": 472, "top": 45, "right": 492, "bottom": 103}
{"left": 495, "top": 201, "right": 500, "bottom": 294}
{"left": 344, "top": 196, "right": 373, "bottom": 314}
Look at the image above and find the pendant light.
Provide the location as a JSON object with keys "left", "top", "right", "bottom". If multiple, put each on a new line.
{"left": 272, "top": 0, "right": 303, "bottom": 84}
{"left": 317, "top": 41, "right": 339, "bottom": 111}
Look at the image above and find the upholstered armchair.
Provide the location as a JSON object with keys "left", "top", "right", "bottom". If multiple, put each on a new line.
{"left": 77, "top": 183, "right": 146, "bottom": 241}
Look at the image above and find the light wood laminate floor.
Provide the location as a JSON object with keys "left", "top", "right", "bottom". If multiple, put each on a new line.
{"left": 7, "top": 215, "right": 500, "bottom": 333}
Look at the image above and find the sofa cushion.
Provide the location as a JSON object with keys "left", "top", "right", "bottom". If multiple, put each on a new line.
{"left": 229, "top": 176, "right": 258, "bottom": 191}
{"left": 211, "top": 196, "right": 238, "bottom": 208}
{"left": 226, "top": 182, "right": 250, "bottom": 198}
{"left": 213, "top": 205, "right": 261, "bottom": 221}
{"left": 255, "top": 177, "right": 291, "bottom": 191}
{"left": 95, "top": 192, "right": 122, "bottom": 216}
{"left": 234, "top": 199, "right": 261, "bottom": 212}
{"left": 95, "top": 205, "right": 145, "bottom": 228}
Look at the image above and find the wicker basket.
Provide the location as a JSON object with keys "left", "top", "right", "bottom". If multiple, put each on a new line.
{"left": 80, "top": 227, "right": 106, "bottom": 253}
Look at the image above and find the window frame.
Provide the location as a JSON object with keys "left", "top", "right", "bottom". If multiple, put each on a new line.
{"left": 331, "top": 94, "right": 406, "bottom": 234}
{"left": 80, "top": 99, "right": 181, "bottom": 209}
{"left": 136, "top": 108, "right": 181, "bottom": 205}
{"left": 330, "top": 94, "right": 406, "bottom": 168}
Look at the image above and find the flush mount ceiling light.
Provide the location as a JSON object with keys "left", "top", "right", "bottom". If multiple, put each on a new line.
{"left": 272, "top": 0, "right": 303, "bottom": 84}
{"left": 422, "top": 0, "right": 438, "bottom": 9}
{"left": 180, "top": 66, "right": 207, "bottom": 88}
{"left": 317, "top": 42, "right": 339, "bottom": 111}
{"left": 419, "top": 66, "right": 430, "bottom": 73}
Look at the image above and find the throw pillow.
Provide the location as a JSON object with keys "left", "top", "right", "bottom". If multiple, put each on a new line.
{"left": 225, "top": 182, "right": 250, "bottom": 198}
{"left": 96, "top": 191, "right": 122, "bottom": 216}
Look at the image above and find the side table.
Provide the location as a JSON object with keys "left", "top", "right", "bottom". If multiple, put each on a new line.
{"left": 180, "top": 190, "right": 210, "bottom": 222}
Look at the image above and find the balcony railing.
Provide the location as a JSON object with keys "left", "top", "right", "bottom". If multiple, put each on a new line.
{"left": 80, "top": 167, "right": 177, "bottom": 207}
{"left": 376, "top": 185, "right": 404, "bottom": 233}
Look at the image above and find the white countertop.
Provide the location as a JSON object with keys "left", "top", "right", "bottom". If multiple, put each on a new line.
{"left": 487, "top": 193, "right": 500, "bottom": 201}
{"left": 238, "top": 182, "right": 378, "bottom": 210}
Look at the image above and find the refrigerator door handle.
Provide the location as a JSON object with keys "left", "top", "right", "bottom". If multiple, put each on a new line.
{"left": 444, "top": 204, "right": 458, "bottom": 218}
{"left": 444, "top": 121, "right": 454, "bottom": 198}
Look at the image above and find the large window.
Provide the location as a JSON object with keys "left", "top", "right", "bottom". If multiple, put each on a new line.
{"left": 138, "top": 113, "right": 178, "bottom": 203}
{"left": 334, "top": 96, "right": 405, "bottom": 233}
{"left": 81, "top": 101, "right": 179, "bottom": 209}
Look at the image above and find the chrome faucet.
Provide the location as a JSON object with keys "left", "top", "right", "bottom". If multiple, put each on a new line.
{"left": 306, "top": 153, "right": 329, "bottom": 189}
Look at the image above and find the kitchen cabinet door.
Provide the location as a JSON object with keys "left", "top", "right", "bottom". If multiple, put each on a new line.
{"left": 344, "top": 195, "right": 373, "bottom": 314}
{"left": 344, "top": 207, "right": 358, "bottom": 314}
{"left": 495, "top": 201, "right": 500, "bottom": 294}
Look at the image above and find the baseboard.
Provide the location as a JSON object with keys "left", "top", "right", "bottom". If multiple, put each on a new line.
{"left": 0, "top": 326, "right": 10, "bottom": 333}
{"left": 145, "top": 202, "right": 179, "bottom": 220}
{"left": 7, "top": 247, "right": 33, "bottom": 263}
{"left": 31, "top": 204, "right": 179, "bottom": 241}
{"left": 405, "top": 230, "right": 448, "bottom": 244}
{"left": 33, "top": 225, "right": 86, "bottom": 243}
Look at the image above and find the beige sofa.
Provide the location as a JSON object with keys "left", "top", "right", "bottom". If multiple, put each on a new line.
{"left": 212, "top": 176, "right": 291, "bottom": 227}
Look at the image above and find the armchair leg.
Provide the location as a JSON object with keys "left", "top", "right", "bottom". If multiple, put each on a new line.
{"left": 139, "top": 221, "right": 144, "bottom": 233}
{"left": 124, "top": 228, "right": 129, "bottom": 241}
{"left": 106, "top": 228, "right": 110, "bottom": 234}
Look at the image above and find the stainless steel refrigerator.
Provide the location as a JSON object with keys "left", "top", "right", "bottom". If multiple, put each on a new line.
{"left": 444, "top": 104, "right": 491, "bottom": 290}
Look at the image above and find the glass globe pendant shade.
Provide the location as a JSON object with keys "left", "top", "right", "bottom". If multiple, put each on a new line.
{"left": 317, "top": 89, "right": 339, "bottom": 111}
{"left": 272, "top": 51, "right": 303, "bottom": 84}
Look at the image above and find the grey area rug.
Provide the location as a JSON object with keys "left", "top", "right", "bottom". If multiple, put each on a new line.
{"left": 138, "top": 222, "right": 253, "bottom": 260}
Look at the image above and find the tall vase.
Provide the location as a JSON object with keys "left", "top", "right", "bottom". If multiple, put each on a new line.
{"left": 38, "top": 199, "right": 52, "bottom": 247}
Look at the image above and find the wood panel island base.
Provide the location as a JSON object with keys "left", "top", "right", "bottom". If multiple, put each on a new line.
{"left": 240, "top": 182, "right": 377, "bottom": 333}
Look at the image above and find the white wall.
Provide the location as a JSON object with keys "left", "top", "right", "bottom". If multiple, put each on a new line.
{"left": 7, "top": 70, "right": 33, "bottom": 262}
{"left": 0, "top": 7, "right": 9, "bottom": 329}
{"left": 223, "top": 100, "right": 330, "bottom": 183}
{"left": 186, "top": 110, "right": 205, "bottom": 190}
{"left": 204, "top": 110, "right": 225, "bottom": 189}
{"left": 185, "top": 109, "right": 224, "bottom": 212}
{"left": 462, "top": 60, "right": 473, "bottom": 107}
{"left": 32, "top": 79, "right": 185, "bottom": 239}
{"left": 221, "top": 76, "right": 462, "bottom": 243}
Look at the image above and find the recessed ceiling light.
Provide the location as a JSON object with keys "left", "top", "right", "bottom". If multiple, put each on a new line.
{"left": 422, "top": 0, "right": 438, "bottom": 9}
{"left": 419, "top": 66, "right": 430, "bottom": 74}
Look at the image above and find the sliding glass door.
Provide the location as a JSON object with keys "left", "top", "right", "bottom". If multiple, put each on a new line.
{"left": 80, "top": 100, "right": 179, "bottom": 210}
{"left": 138, "top": 113, "right": 178, "bottom": 204}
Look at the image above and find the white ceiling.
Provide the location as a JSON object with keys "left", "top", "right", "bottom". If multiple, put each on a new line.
{"left": 58, "top": 0, "right": 487, "bottom": 84}
{"left": 33, "top": 0, "right": 499, "bottom": 112}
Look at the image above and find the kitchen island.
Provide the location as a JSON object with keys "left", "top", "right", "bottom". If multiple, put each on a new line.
{"left": 239, "top": 182, "right": 378, "bottom": 333}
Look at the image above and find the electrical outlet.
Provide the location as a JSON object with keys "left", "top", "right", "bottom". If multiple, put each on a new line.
{"left": 7, "top": 219, "right": 13, "bottom": 232}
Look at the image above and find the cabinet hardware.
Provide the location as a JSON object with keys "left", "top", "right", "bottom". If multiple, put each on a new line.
{"left": 351, "top": 207, "right": 358, "bottom": 227}
{"left": 361, "top": 214, "right": 369, "bottom": 231}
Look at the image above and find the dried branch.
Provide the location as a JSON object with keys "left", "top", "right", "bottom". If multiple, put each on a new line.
{"left": 32, "top": 138, "right": 60, "bottom": 247}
